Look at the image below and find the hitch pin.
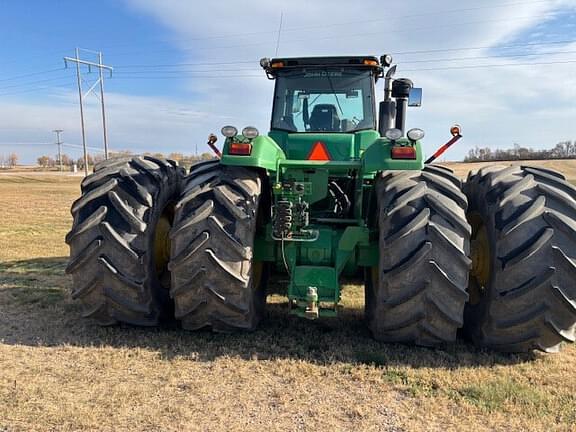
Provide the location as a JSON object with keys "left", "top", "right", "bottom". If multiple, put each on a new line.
{"left": 305, "top": 286, "right": 319, "bottom": 320}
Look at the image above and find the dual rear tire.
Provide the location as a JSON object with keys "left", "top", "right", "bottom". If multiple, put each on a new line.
{"left": 168, "top": 161, "right": 267, "bottom": 331}
{"left": 463, "top": 165, "right": 576, "bottom": 352}
{"left": 67, "top": 157, "right": 576, "bottom": 352}
{"left": 66, "top": 156, "right": 182, "bottom": 325}
{"left": 66, "top": 157, "right": 266, "bottom": 332}
{"left": 366, "top": 165, "right": 471, "bottom": 346}
{"left": 367, "top": 164, "right": 576, "bottom": 352}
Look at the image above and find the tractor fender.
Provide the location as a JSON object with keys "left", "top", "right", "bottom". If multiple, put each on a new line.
{"left": 361, "top": 138, "right": 424, "bottom": 173}
{"left": 220, "top": 135, "right": 286, "bottom": 171}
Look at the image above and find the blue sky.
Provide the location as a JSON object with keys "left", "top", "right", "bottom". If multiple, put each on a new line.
{"left": 1, "top": 0, "right": 576, "bottom": 163}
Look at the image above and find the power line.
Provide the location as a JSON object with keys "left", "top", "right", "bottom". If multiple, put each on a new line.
{"left": 0, "top": 67, "right": 65, "bottom": 83}
{"left": 400, "top": 49, "right": 576, "bottom": 64}
{"left": 403, "top": 58, "right": 576, "bottom": 72}
{"left": 112, "top": 48, "right": 576, "bottom": 75}
{"left": 111, "top": 74, "right": 262, "bottom": 80}
{"left": 110, "top": 37, "right": 576, "bottom": 72}
{"left": 393, "top": 39, "right": 576, "bottom": 56}
{"left": 113, "top": 67, "right": 257, "bottom": 75}
{"left": 0, "top": 83, "right": 71, "bottom": 97}
{"left": 0, "top": 142, "right": 53, "bottom": 146}
{"left": 5, "top": 30, "right": 573, "bottom": 85}
{"left": 0, "top": 76, "right": 70, "bottom": 91}
{"left": 115, "top": 60, "right": 256, "bottom": 69}
{"left": 269, "top": 13, "right": 563, "bottom": 50}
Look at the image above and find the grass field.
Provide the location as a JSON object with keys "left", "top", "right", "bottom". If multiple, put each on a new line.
{"left": 1, "top": 164, "right": 576, "bottom": 431}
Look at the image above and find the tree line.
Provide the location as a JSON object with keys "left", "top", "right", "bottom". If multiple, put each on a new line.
{"left": 36, "top": 150, "right": 215, "bottom": 170}
{"left": 0, "top": 153, "right": 18, "bottom": 168}
{"left": 464, "top": 141, "right": 576, "bottom": 162}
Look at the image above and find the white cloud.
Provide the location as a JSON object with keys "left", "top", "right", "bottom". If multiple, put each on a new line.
{"left": 121, "top": 0, "right": 576, "bottom": 159}
{"left": 2, "top": 0, "right": 576, "bottom": 163}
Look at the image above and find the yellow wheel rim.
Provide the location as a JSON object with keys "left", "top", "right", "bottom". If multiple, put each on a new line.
{"left": 153, "top": 205, "right": 174, "bottom": 289}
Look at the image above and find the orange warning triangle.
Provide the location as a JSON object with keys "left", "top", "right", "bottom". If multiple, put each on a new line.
{"left": 308, "top": 141, "right": 331, "bottom": 161}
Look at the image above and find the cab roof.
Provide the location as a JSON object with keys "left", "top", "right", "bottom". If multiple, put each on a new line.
{"left": 262, "top": 56, "right": 383, "bottom": 77}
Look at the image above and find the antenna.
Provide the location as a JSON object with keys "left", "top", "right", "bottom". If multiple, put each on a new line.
{"left": 275, "top": 11, "right": 284, "bottom": 56}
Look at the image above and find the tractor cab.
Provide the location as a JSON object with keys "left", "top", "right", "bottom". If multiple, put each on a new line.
{"left": 266, "top": 57, "right": 380, "bottom": 134}
{"left": 262, "top": 56, "right": 383, "bottom": 161}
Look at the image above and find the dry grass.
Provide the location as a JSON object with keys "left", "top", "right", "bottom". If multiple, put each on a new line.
{"left": 1, "top": 168, "right": 576, "bottom": 432}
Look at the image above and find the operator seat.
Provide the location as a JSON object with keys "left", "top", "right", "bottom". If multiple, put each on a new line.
{"left": 309, "top": 104, "right": 340, "bottom": 132}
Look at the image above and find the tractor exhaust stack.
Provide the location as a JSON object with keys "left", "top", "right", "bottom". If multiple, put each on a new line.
{"left": 391, "top": 78, "right": 413, "bottom": 136}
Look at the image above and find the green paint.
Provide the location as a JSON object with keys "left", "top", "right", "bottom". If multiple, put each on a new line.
{"left": 269, "top": 129, "right": 380, "bottom": 161}
{"left": 214, "top": 56, "right": 429, "bottom": 318}
{"left": 220, "top": 134, "right": 286, "bottom": 171}
{"left": 362, "top": 138, "right": 424, "bottom": 173}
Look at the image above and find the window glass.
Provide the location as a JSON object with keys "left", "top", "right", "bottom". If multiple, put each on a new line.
{"left": 272, "top": 68, "right": 375, "bottom": 133}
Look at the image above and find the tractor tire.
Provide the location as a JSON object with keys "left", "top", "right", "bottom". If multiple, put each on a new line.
{"left": 168, "top": 161, "right": 267, "bottom": 332}
{"left": 365, "top": 165, "right": 471, "bottom": 346}
{"left": 464, "top": 165, "right": 576, "bottom": 352}
{"left": 65, "top": 156, "right": 182, "bottom": 326}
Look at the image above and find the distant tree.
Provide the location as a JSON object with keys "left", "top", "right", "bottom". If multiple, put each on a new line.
{"left": 37, "top": 155, "right": 50, "bottom": 168}
{"left": 76, "top": 154, "right": 94, "bottom": 169}
{"left": 93, "top": 154, "right": 106, "bottom": 165}
{"left": 464, "top": 140, "right": 576, "bottom": 162}
{"left": 109, "top": 150, "right": 133, "bottom": 158}
{"left": 60, "top": 154, "right": 72, "bottom": 167}
{"left": 8, "top": 153, "right": 18, "bottom": 168}
{"left": 200, "top": 152, "right": 215, "bottom": 160}
{"left": 168, "top": 152, "right": 184, "bottom": 162}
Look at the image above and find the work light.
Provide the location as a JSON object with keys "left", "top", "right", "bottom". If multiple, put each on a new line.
{"left": 242, "top": 126, "right": 259, "bottom": 139}
{"left": 407, "top": 128, "right": 425, "bottom": 141}
{"left": 384, "top": 128, "right": 403, "bottom": 141}
{"left": 221, "top": 125, "right": 238, "bottom": 137}
{"left": 381, "top": 54, "right": 393, "bottom": 67}
{"left": 259, "top": 58, "right": 270, "bottom": 69}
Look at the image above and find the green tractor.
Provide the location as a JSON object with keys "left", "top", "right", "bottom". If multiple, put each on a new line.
{"left": 66, "top": 55, "right": 576, "bottom": 353}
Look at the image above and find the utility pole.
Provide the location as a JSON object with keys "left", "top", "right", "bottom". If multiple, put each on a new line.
{"left": 64, "top": 48, "right": 113, "bottom": 176}
{"left": 53, "top": 129, "right": 63, "bottom": 172}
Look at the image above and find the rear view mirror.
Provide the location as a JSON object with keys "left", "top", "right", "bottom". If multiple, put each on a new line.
{"left": 346, "top": 90, "right": 359, "bottom": 98}
{"left": 408, "top": 88, "right": 422, "bottom": 107}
